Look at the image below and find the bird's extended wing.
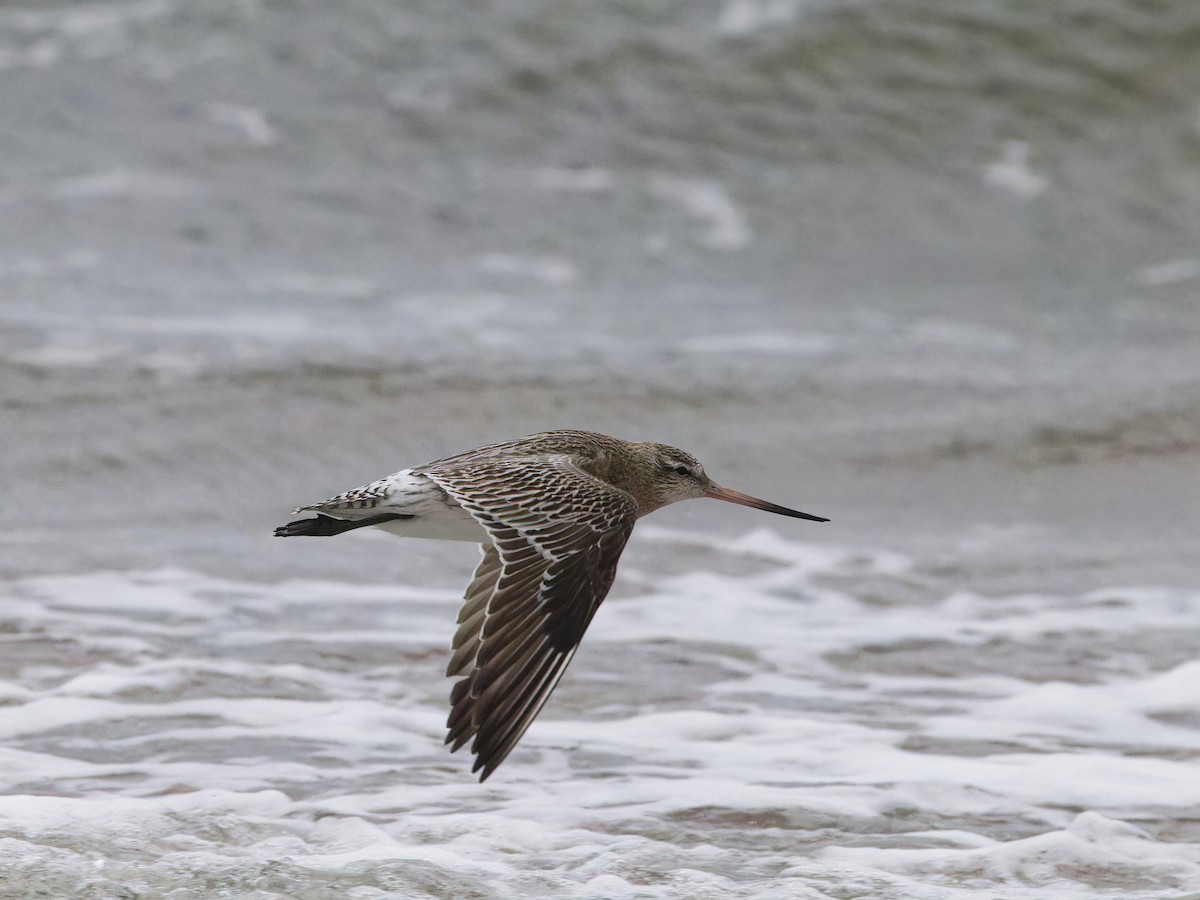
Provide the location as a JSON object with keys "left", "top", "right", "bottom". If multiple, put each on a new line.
{"left": 425, "top": 454, "right": 638, "bottom": 780}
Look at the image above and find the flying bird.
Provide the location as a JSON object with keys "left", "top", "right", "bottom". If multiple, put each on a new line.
{"left": 274, "top": 430, "right": 827, "bottom": 780}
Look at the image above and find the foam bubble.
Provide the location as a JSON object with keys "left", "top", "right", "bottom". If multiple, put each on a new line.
{"left": 650, "top": 177, "right": 753, "bottom": 249}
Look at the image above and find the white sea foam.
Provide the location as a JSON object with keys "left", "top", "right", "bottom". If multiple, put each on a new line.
{"left": 1, "top": 0, "right": 174, "bottom": 37}
{"left": 477, "top": 252, "right": 579, "bottom": 285}
{"left": 48, "top": 167, "right": 200, "bottom": 200}
{"left": 1, "top": 532, "right": 1198, "bottom": 897}
{"left": 0, "top": 37, "right": 60, "bottom": 71}
{"left": 0, "top": 248, "right": 100, "bottom": 278}
{"left": 207, "top": 102, "right": 278, "bottom": 148}
{"left": 983, "top": 140, "right": 1049, "bottom": 199}
{"left": 717, "top": 0, "right": 802, "bottom": 37}
{"left": 1138, "top": 257, "right": 1200, "bottom": 287}
{"left": 679, "top": 332, "right": 836, "bottom": 356}
{"left": 650, "top": 177, "right": 753, "bottom": 249}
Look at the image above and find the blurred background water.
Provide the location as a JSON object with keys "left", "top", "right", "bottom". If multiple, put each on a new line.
{"left": 2, "top": 1, "right": 1199, "bottom": 897}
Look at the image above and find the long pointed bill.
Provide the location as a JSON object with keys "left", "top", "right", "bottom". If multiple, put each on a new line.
{"left": 704, "top": 482, "right": 829, "bottom": 522}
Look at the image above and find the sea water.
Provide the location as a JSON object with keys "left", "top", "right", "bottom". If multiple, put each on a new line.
{"left": 2, "top": 526, "right": 1199, "bottom": 898}
{"left": 2, "top": 0, "right": 1200, "bottom": 897}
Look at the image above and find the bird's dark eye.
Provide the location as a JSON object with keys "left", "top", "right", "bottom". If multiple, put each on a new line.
{"left": 673, "top": 464, "right": 691, "bottom": 477}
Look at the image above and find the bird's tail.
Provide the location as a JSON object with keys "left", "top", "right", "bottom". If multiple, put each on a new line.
{"left": 273, "top": 513, "right": 411, "bottom": 537}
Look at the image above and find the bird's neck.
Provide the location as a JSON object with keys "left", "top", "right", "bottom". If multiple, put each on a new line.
{"left": 585, "top": 443, "right": 664, "bottom": 517}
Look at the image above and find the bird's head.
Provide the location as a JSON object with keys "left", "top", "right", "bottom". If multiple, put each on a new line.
{"left": 641, "top": 444, "right": 710, "bottom": 508}
{"left": 637, "top": 442, "right": 829, "bottom": 524}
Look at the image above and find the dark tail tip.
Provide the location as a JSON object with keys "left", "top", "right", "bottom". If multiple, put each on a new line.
{"left": 274, "top": 515, "right": 339, "bottom": 537}
{"left": 274, "top": 512, "right": 413, "bottom": 537}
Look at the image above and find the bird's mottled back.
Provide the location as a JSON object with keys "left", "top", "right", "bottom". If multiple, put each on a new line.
{"left": 415, "top": 430, "right": 625, "bottom": 471}
{"left": 417, "top": 431, "right": 711, "bottom": 516}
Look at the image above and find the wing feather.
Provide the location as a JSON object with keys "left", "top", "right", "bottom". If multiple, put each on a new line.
{"left": 425, "top": 454, "right": 637, "bottom": 780}
{"left": 446, "top": 543, "right": 502, "bottom": 678}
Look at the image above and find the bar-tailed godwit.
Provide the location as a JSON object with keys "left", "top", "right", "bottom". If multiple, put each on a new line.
{"left": 275, "top": 430, "right": 827, "bottom": 780}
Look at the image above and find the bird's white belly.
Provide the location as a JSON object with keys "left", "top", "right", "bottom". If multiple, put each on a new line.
{"left": 372, "top": 508, "right": 486, "bottom": 542}
{"left": 329, "top": 469, "right": 487, "bottom": 542}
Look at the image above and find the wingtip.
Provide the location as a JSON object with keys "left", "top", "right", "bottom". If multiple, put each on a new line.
{"left": 474, "top": 758, "right": 498, "bottom": 782}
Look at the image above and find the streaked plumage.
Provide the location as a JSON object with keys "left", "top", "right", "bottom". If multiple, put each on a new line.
{"left": 274, "top": 430, "right": 827, "bottom": 780}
